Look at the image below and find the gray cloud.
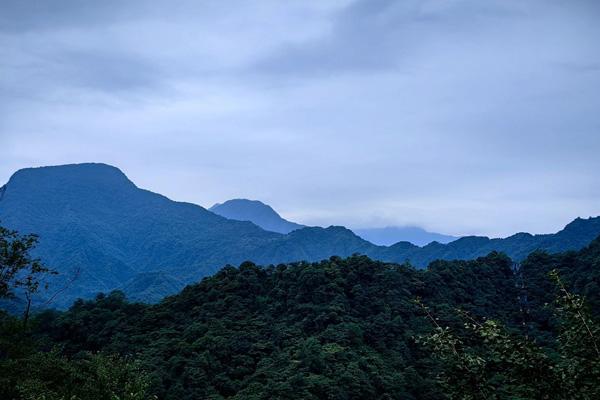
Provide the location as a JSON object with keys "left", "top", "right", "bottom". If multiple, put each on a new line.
{"left": 1, "top": 0, "right": 599, "bottom": 237}
{"left": 253, "top": 0, "right": 535, "bottom": 76}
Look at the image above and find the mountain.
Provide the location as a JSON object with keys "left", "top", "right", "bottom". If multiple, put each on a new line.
{"left": 0, "top": 163, "right": 375, "bottom": 307}
{"left": 209, "top": 199, "right": 305, "bottom": 234}
{"left": 209, "top": 199, "right": 458, "bottom": 246}
{"left": 371, "top": 217, "right": 600, "bottom": 267}
{"left": 353, "top": 226, "right": 458, "bottom": 246}
{"left": 1, "top": 162, "right": 600, "bottom": 307}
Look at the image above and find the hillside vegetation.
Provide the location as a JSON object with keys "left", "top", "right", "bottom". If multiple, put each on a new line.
{"left": 1, "top": 237, "right": 598, "bottom": 399}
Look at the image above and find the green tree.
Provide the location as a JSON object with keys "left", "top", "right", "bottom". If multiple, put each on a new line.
{"left": 0, "top": 224, "right": 56, "bottom": 326}
{"left": 0, "top": 225, "right": 155, "bottom": 400}
{"left": 418, "top": 271, "right": 600, "bottom": 399}
{"left": 0, "top": 350, "right": 155, "bottom": 400}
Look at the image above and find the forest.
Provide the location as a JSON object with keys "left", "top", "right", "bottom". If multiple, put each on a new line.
{"left": 1, "top": 225, "right": 599, "bottom": 399}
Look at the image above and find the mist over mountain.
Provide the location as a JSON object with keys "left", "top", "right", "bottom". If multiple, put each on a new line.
{"left": 210, "top": 199, "right": 305, "bottom": 234}
{"left": 354, "top": 226, "right": 458, "bottom": 246}
{"left": 1, "top": 163, "right": 599, "bottom": 307}
{"left": 210, "top": 199, "right": 458, "bottom": 246}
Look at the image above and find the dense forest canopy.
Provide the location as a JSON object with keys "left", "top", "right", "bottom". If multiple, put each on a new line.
{"left": 1, "top": 229, "right": 599, "bottom": 399}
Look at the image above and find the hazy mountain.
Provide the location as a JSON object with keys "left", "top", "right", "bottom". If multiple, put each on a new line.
{"left": 210, "top": 199, "right": 305, "bottom": 234}
{"left": 210, "top": 200, "right": 458, "bottom": 246}
{"left": 1, "top": 163, "right": 599, "bottom": 307}
{"left": 354, "top": 226, "right": 458, "bottom": 246}
{"left": 371, "top": 218, "right": 600, "bottom": 267}
{"left": 0, "top": 163, "right": 374, "bottom": 307}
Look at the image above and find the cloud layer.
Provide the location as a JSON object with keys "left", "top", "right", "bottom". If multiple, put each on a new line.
{"left": 1, "top": 0, "right": 599, "bottom": 237}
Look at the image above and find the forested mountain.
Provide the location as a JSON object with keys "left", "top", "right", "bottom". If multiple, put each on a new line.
{"left": 6, "top": 238, "right": 598, "bottom": 399}
{"left": 0, "top": 164, "right": 385, "bottom": 307}
{"left": 210, "top": 199, "right": 306, "bottom": 234}
{"left": 354, "top": 226, "right": 458, "bottom": 246}
{"left": 1, "top": 163, "right": 599, "bottom": 306}
{"left": 0, "top": 164, "right": 278, "bottom": 307}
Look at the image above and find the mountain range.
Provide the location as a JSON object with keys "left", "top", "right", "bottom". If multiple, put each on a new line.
{"left": 1, "top": 162, "right": 599, "bottom": 307}
{"left": 209, "top": 198, "right": 457, "bottom": 246}
{"left": 353, "top": 226, "right": 457, "bottom": 246}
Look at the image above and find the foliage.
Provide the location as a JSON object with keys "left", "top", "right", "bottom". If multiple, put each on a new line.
{"left": 1, "top": 217, "right": 600, "bottom": 398}
{"left": 0, "top": 225, "right": 153, "bottom": 400}
{"left": 31, "top": 253, "right": 528, "bottom": 399}
{"left": 0, "top": 345, "right": 155, "bottom": 400}
{"left": 418, "top": 270, "right": 600, "bottom": 399}
{"left": 28, "top": 237, "right": 598, "bottom": 399}
{"left": 0, "top": 224, "right": 58, "bottom": 328}
{"left": 0, "top": 225, "right": 55, "bottom": 299}
{"left": 0, "top": 311, "right": 155, "bottom": 400}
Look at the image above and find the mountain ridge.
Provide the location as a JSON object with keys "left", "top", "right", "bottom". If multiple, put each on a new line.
{"left": 209, "top": 198, "right": 459, "bottom": 246}
{"left": 353, "top": 225, "right": 458, "bottom": 246}
{"left": 1, "top": 162, "right": 599, "bottom": 307}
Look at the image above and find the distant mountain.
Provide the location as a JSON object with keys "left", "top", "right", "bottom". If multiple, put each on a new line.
{"left": 354, "top": 226, "right": 458, "bottom": 246}
{"left": 210, "top": 200, "right": 458, "bottom": 246}
{"left": 371, "top": 218, "right": 600, "bottom": 267}
{"left": 1, "top": 163, "right": 599, "bottom": 307}
{"left": 210, "top": 199, "right": 305, "bottom": 234}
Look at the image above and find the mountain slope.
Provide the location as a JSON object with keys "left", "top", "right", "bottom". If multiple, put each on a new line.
{"left": 1, "top": 163, "right": 599, "bottom": 307}
{"left": 210, "top": 199, "right": 305, "bottom": 234}
{"left": 0, "top": 164, "right": 375, "bottom": 307}
{"left": 0, "top": 164, "right": 279, "bottom": 306}
{"left": 353, "top": 226, "right": 458, "bottom": 246}
{"left": 120, "top": 272, "right": 186, "bottom": 303}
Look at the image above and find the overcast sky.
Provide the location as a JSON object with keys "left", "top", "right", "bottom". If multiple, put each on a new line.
{"left": 1, "top": 0, "right": 599, "bottom": 237}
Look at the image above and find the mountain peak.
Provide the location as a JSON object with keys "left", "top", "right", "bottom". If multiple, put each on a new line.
{"left": 0, "top": 163, "right": 139, "bottom": 216}
{"left": 209, "top": 198, "right": 305, "bottom": 234}
{"left": 211, "top": 198, "right": 272, "bottom": 211}
{"left": 561, "top": 216, "right": 600, "bottom": 232}
{"left": 6, "top": 163, "right": 133, "bottom": 190}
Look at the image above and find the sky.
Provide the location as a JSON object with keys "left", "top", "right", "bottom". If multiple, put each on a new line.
{"left": 1, "top": 0, "right": 599, "bottom": 237}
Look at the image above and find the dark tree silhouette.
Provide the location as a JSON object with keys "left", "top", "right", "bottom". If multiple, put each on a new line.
{"left": 0, "top": 224, "right": 55, "bottom": 326}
